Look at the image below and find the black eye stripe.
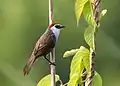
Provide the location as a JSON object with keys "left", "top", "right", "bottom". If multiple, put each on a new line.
{"left": 55, "top": 25, "right": 61, "bottom": 28}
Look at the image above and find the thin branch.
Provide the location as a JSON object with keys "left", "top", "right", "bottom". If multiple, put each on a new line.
{"left": 87, "top": 49, "right": 96, "bottom": 86}
{"left": 50, "top": 49, "right": 56, "bottom": 86}
{"left": 94, "top": 0, "right": 101, "bottom": 24}
{"left": 49, "top": 0, "right": 54, "bottom": 24}
{"left": 87, "top": 0, "right": 101, "bottom": 86}
{"left": 49, "top": 0, "right": 56, "bottom": 86}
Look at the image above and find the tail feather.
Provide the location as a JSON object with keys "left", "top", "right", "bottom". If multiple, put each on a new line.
{"left": 23, "top": 54, "right": 36, "bottom": 76}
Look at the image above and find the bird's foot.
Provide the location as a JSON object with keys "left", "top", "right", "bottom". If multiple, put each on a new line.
{"left": 44, "top": 56, "right": 56, "bottom": 66}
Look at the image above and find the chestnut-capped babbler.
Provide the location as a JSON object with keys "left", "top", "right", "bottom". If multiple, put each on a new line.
{"left": 23, "top": 23, "right": 65, "bottom": 76}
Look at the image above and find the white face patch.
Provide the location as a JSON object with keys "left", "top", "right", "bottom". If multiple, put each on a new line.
{"left": 51, "top": 26, "right": 60, "bottom": 40}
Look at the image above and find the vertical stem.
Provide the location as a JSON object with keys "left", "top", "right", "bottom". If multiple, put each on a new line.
{"left": 49, "top": 0, "right": 56, "bottom": 86}
{"left": 87, "top": 49, "right": 95, "bottom": 86}
{"left": 50, "top": 49, "right": 56, "bottom": 86}
{"left": 94, "top": 0, "right": 100, "bottom": 24}
{"left": 49, "top": 0, "right": 54, "bottom": 24}
{"left": 85, "top": 0, "right": 100, "bottom": 86}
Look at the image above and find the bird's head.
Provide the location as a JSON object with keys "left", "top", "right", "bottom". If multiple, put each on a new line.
{"left": 48, "top": 23, "right": 65, "bottom": 40}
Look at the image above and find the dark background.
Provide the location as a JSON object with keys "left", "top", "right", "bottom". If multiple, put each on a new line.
{"left": 0, "top": 0, "right": 120, "bottom": 86}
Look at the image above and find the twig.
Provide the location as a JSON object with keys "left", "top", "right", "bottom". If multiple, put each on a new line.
{"left": 87, "top": 49, "right": 96, "bottom": 86}
{"left": 49, "top": 0, "right": 54, "bottom": 24}
{"left": 94, "top": 0, "right": 101, "bottom": 24}
{"left": 87, "top": 0, "right": 101, "bottom": 86}
{"left": 50, "top": 49, "right": 56, "bottom": 86}
{"left": 49, "top": 0, "right": 56, "bottom": 86}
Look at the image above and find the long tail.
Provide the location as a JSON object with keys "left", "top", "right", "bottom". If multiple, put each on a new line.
{"left": 23, "top": 53, "right": 36, "bottom": 76}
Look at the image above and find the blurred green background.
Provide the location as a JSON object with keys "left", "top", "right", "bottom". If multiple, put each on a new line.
{"left": 0, "top": 0, "right": 120, "bottom": 86}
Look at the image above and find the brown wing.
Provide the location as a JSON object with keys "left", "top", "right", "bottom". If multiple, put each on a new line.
{"left": 33, "top": 29, "right": 56, "bottom": 57}
{"left": 23, "top": 29, "right": 56, "bottom": 75}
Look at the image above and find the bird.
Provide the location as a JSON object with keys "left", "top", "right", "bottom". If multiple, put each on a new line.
{"left": 23, "top": 23, "right": 65, "bottom": 76}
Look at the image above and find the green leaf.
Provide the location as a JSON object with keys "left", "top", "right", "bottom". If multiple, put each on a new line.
{"left": 75, "top": 0, "right": 88, "bottom": 24}
{"left": 68, "top": 73, "right": 81, "bottom": 86}
{"left": 82, "top": 51, "right": 90, "bottom": 72}
{"left": 93, "top": 72, "right": 102, "bottom": 86}
{"left": 100, "top": 9, "right": 107, "bottom": 20}
{"left": 63, "top": 49, "right": 80, "bottom": 58}
{"left": 83, "top": 1, "right": 96, "bottom": 26}
{"left": 84, "top": 25, "right": 95, "bottom": 50}
{"left": 68, "top": 46, "right": 89, "bottom": 86}
{"left": 70, "top": 46, "right": 89, "bottom": 76}
{"left": 37, "top": 74, "right": 60, "bottom": 86}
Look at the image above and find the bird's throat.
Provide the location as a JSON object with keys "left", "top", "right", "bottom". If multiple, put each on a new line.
{"left": 51, "top": 27, "right": 60, "bottom": 40}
